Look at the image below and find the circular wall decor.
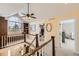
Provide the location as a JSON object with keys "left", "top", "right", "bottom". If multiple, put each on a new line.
{"left": 46, "top": 23, "right": 52, "bottom": 32}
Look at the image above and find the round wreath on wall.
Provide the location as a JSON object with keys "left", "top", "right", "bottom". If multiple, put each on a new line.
{"left": 46, "top": 23, "right": 52, "bottom": 32}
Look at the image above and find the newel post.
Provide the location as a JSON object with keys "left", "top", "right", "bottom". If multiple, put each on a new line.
{"left": 51, "top": 36, "right": 55, "bottom": 56}
{"left": 36, "top": 34, "right": 39, "bottom": 56}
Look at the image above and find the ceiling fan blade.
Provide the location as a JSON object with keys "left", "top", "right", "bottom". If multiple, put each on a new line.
{"left": 20, "top": 12, "right": 27, "bottom": 16}
{"left": 20, "top": 3, "right": 37, "bottom": 19}
{"left": 22, "top": 15, "right": 26, "bottom": 17}
{"left": 31, "top": 16, "right": 36, "bottom": 19}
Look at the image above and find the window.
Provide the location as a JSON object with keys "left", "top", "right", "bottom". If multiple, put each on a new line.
{"left": 8, "top": 16, "right": 23, "bottom": 33}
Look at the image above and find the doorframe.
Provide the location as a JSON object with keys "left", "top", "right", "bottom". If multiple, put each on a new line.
{"left": 59, "top": 18, "right": 76, "bottom": 51}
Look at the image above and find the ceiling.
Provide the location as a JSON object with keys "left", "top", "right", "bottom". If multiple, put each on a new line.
{"left": 0, "top": 3, "right": 27, "bottom": 17}
{"left": 29, "top": 3, "right": 79, "bottom": 19}
{"left": 0, "top": 3, "right": 79, "bottom": 19}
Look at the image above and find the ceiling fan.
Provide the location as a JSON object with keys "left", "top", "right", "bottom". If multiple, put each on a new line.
{"left": 21, "top": 3, "right": 36, "bottom": 19}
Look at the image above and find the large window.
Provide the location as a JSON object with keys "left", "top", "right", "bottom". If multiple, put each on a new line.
{"left": 8, "top": 16, "right": 23, "bottom": 34}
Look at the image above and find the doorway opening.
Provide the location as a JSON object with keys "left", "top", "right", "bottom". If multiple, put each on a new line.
{"left": 39, "top": 24, "right": 45, "bottom": 41}
{"left": 59, "top": 19, "right": 76, "bottom": 51}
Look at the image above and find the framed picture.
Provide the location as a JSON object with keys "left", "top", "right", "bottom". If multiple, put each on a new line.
{"left": 30, "top": 24, "right": 36, "bottom": 32}
{"left": 46, "top": 23, "right": 52, "bottom": 32}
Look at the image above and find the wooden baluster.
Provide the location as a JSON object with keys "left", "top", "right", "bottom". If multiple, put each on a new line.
{"left": 7, "top": 37, "right": 9, "bottom": 46}
{"left": 15, "top": 36, "right": 16, "bottom": 43}
{"left": 3, "top": 35, "right": 6, "bottom": 48}
{"left": 14, "top": 36, "right": 15, "bottom": 43}
{"left": 7, "top": 36, "right": 9, "bottom": 46}
{"left": 12, "top": 37, "right": 13, "bottom": 44}
{"left": 8, "top": 36, "right": 10, "bottom": 45}
{"left": 9, "top": 36, "right": 11, "bottom": 45}
{"left": 11, "top": 36, "right": 12, "bottom": 44}
{"left": 2, "top": 35, "right": 3, "bottom": 48}
{"left": 5, "top": 35, "right": 7, "bottom": 47}
{"left": 3, "top": 35, "right": 5, "bottom": 47}
{"left": 36, "top": 34, "right": 39, "bottom": 56}
{"left": 10, "top": 36, "right": 11, "bottom": 45}
{"left": 24, "top": 34, "right": 26, "bottom": 42}
{"left": 51, "top": 36, "right": 55, "bottom": 56}
{"left": 15, "top": 36, "right": 17, "bottom": 42}
{"left": 14, "top": 36, "right": 15, "bottom": 44}
{"left": 2, "top": 35, "right": 4, "bottom": 48}
{"left": 12, "top": 36, "right": 13, "bottom": 44}
{"left": 4, "top": 35, "right": 6, "bottom": 47}
{"left": 13, "top": 36, "right": 14, "bottom": 44}
{"left": 6, "top": 36, "right": 8, "bottom": 46}
{"left": 9, "top": 37, "right": 10, "bottom": 45}
{"left": 11, "top": 36, "right": 12, "bottom": 45}
{"left": 9, "top": 36, "right": 10, "bottom": 45}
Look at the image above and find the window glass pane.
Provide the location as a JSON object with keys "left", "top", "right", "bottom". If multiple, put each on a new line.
{"left": 8, "top": 16, "right": 23, "bottom": 33}
{"left": 8, "top": 21, "right": 15, "bottom": 32}
{"left": 8, "top": 16, "right": 21, "bottom": 23}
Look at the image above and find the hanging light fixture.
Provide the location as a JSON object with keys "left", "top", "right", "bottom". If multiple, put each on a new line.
{"left": 21, "top": 3, "right": 36, "bottom": 19}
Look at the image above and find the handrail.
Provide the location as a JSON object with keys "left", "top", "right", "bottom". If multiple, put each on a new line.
{"left": 28, "top": 39, "right": 52, "bottom": 56}
{"left": 0, "top": 34, "right": 24, "bottom": 49}
{"left": 7, "top": 34, "right": 23, "bottom": 36}
{"left": 26, "top": 36, "right": 55, "bottom": 56}
{"left": 26, "top": 33, "right": 36, "bottom": 36}
{"left": 4, "top": 42, "right": 24, "bottom": 48}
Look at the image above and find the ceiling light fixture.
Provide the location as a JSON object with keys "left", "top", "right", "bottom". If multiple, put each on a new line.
{"left": 21, "top": 3, "right": 36, "bottom": 19}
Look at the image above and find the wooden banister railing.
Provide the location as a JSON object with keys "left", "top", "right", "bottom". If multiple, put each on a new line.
{"left": 28, "top": 39, "right": 52, "bottom": 56}
{"left": 27, "top": 33, "right": 36, "bottom": 36}
{"left": 0, "top": 34, "right": 24, "bottom": 48}
{"left": 0, "top": 33, "right": 55, "bottom": 56}
{"left": 0, "top": 35, "right": 7, "bottom": 48}
{"left": 1, "top": 33, "right": 36, "bottom": 49}
{"left": 23, "top": 36, "right": 55, "bottom": 56}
